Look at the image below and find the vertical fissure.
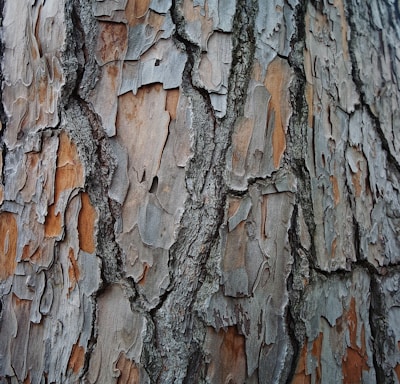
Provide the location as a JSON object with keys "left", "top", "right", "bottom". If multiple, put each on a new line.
{"left": 62, "top": 0, "right": 123, "bottom": 286}
{"left": 151, "top": 0, "right": 258, "bottom": 381}
{"left": 0, "top": 0, "right": 7, "bottom": 187}
{"left": 369, "top": 274, "right": 391, "bottom": 382}
{"left": 345, "top": 0, "right": 400, "bottom": 175}
{"left": 61, "top": 1, "right": 128, "bottom": 380}
{"left": 285, "top": 0, "right": 319, "bottom": 380}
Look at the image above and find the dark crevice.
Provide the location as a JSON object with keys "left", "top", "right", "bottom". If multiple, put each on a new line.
{"left": 182, "top": 343, "right": 205, "bottom": 384}
{"left": 286, "top": 0, "right": 315, "bottom": 259}
{"left": 286, "top": 205, "right": 304, "bottom": 384}
{"left": 0, "top": 0, "right": 8, "bottom": 192}
{"left": 285, "top": 302, "right": 300, "bottom": 384}
{"left": 149, "top": 175, "right": 158, "bottom": 193}
{"left": 369, "top": 274, "right": 390, "bottom": 383}
{"left": 0, "top": 0, "right": 6, "bottom": 128}
{"left": 285, "top": 0, "right": 313, "bottom": 381}
{"left": 170, "top": 0, "right": 216, "bottom": 120}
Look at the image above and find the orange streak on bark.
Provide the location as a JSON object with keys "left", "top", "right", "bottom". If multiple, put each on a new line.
{"left": 166, "top": 89, "right": 180, "bottom": 120}
{"left": 44, "top": 204, "right": 62, "bottom": 238}
{"left": 292, "top": 342, "right": 311, "bottom": 384}
{"left": 147, "top": 10, "right": 167, "bottom": 32}
{"left": 265, "top": 57, "right": 291, "bottom": 169}
{"left": 68, "top": 248, "right": 80, "bottom": 294}
{"left": 117, "top": 84, "right": 163, "bottom": 125}
{"left": 352, "top": 168, "right": 362, "bottom": 198}
{"left": 30, "top": 247, "right": 42, "bottom": 263}
{"left": 183, "top": 0, "right": 211, "bottom": 25}
{"left": 45, "top": 132, "right": 84, "bottom": 238}
{"left": 206, "top": 326, "right": 247, "bottom": 383}
{"left": 220, "top": 327, "right": 246, "bottom": 372}
{"left": 23, "top": 373, "right": 30, "bottom": 384}
{"left": 227, "top": 197, "right": 241, "bottom": 219}
{"left": 333, "top": 0, "right": 349, "bottom": 61}
{"left": 183, "top": 0, "right": 200, "bottom": 22}
{"left": 22, "top": 244, "right": 30, "bottom": 261}
{"left": 137, "top": 263, "right": 149, "bottom": 286}
{"left": 311, "top": 333, "right": 323, "bottom": 383}
{"left": 106, "top": 64, "right": 121, "bottom": 95}
{"left": 182, "top": 0, "right": 213, "bottom": 48}
{"left": 78, "top": 192, "right": 97, "bottom": 253}
{"left": 331, "top": 237, "right": 337, "bottom": 258}
{"left": 97, "top": 21, "right": 128, "bottom": 63}
{"left": 0, "top": 212, "right": 18, "bottom": 280}
{"left": 125, "top": 0, "right": 150, "bottom": 26}
{"left": 116, "top": 353, "right": 140, "bottom": 384}
{"left": 330, "top": 175, "right": 340, "bottom": 206}
{"left": 68, "top": 343, "right": 86, "bottom": 375}
{"left": 231, "top": 117, "right": 253, "bottom": 174}
{"left": 342, "top": 298, "right": 369, "bottom": 383}
{"left": 57, "top": 132, "right": 84, "bottom": 174}
{"left": 394, "top": 364, "right": 400, "bottom": 382}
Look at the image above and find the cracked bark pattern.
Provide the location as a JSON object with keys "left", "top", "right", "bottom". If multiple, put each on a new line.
{"left": 0, "top": 0, "right": 399, "bottom": 383}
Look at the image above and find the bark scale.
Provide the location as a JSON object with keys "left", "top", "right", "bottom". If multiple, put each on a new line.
{"left": 0, "top": 0, "right": 399, "bottom": 383}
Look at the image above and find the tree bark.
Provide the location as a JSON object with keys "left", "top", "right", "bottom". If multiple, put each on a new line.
{"left": 0, "top": 0, "right": 399, "bottom": 383}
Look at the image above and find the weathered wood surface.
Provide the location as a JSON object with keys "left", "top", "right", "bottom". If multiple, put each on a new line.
{"left": 0, "top": 0, "right": 399, "bottom": 383}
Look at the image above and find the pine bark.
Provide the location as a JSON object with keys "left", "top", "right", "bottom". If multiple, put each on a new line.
{"left": 0, "top": 0, "right": 399, "bottom": 383}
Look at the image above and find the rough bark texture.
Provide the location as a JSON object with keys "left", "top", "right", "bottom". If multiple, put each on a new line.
{"left": 0, "top": 0, "right": 399, "bottom": 383}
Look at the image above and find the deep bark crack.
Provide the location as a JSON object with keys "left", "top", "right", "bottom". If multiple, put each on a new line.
{"left": 151, "top": 0, "right": 257, "bottom": 381}
{"left": 346, "top": 0, "right": 400, "bottom": 176}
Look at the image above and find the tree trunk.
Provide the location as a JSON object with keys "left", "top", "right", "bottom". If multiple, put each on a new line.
{"left": 0, "top": 0, "right": 399, "bottom": 383}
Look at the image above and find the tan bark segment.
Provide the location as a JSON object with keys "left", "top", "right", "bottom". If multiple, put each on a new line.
{"left": 166, "top": 88, "right": 180, "bottom": 120}
{"left": 205, "top": 326, "right": 247, "bottom": 384}
{"left": 395, "top": 364, "right": 400, "bottom": 383}
{"left": 78, "top": 192, "right": 97, "bottom": 253}
{"left": 96, "top": 21, "right": 128, "bottom": 65}
{"left": 264, "top": 57, "right": 292, "bottom": 169}
{"left": 125, "top": 0, "right": 150, "bottom": 26}
{"left": 292, "top": 343, "right": 311, "bottom": 384}
{"left": 68, "top": 343, "right": 86, "bottom": 375}
{"left": 116, "top": 353, "right": 140, "bottom": 384}
{"left": 68, "top": 248, "right": 80, "bottom": 294}
{"left": 0, "top": 212, "right": 18, "bottom": 280}
{"left": 45, "top": 132, "right": 84, "bottom": 238}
